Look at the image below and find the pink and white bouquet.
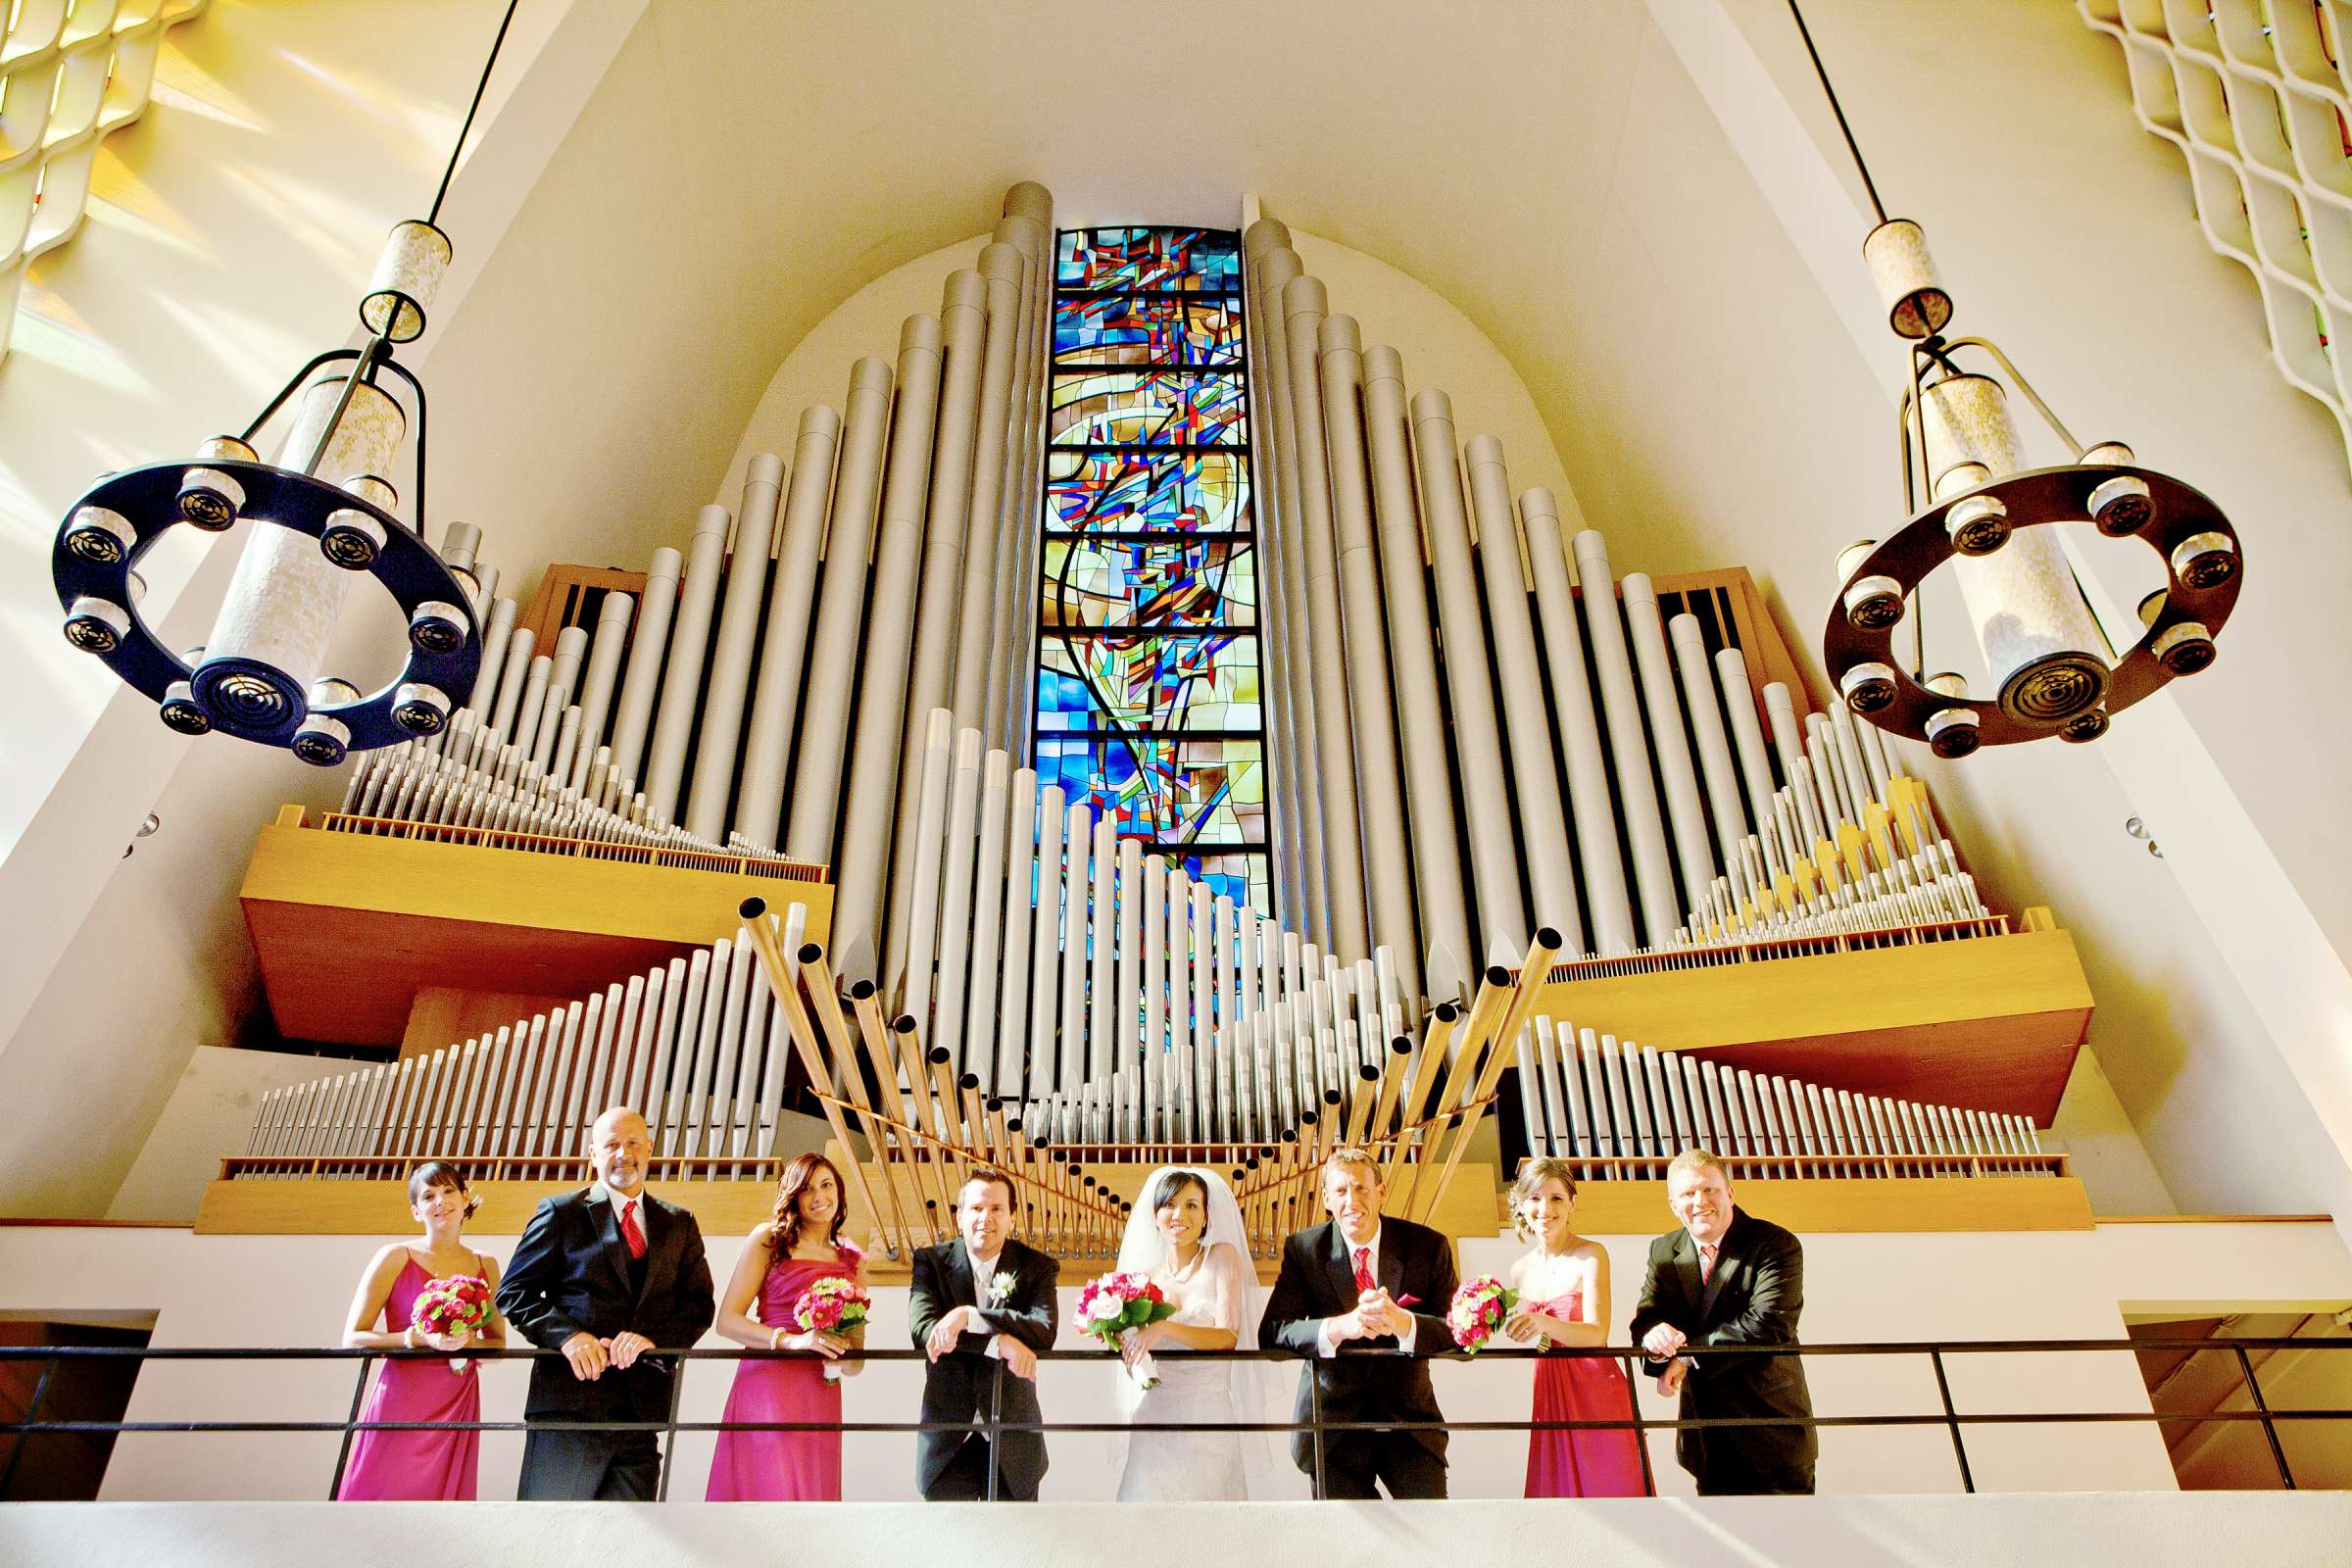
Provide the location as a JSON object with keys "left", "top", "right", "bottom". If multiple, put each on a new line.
{"left": 1076, "top": 1270, "right": 1177, "bottom": 1389}
{"left": 792, "top": 1275, "right": 871, "bottom": 1381}
{"left": 1446, "top": 1275, "right": 1520, "bottom": 1354}
{"left": 411, "top": 1275, "right": 495, "bottom": 1374}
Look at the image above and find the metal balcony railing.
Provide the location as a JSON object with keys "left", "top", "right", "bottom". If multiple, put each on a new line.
{"left": 3, "top": 1337, "right": 2341, "bottom": 1500}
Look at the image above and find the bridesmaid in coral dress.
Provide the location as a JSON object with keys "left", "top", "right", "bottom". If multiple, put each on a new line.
{"left": 336, "top": 1162, "right": 505, "bottom": 1499}
{"left": 1506, "top": 1157, "right": 1651, "bottom": 1497}
{"left": 707, "top": 1152, "right": 865, "bottom": 1500}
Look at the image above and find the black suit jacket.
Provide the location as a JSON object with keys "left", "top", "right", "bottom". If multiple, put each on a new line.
{"left": 1627, "top": 1207, "right": 1816, "bottom": 1491}
{"left": 1261, "top": 1217, "right": 1458, "bottom": 1470}
{"left": 496, "top": 1185, "right": 716, "bottom": 1423}
{"left": 906, "top": 1237, "right": 1060, "bottom": 1497}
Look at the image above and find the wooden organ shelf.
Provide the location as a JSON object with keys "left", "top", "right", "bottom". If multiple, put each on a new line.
{"left": 194, "top": 1156, "right": 2091, "bottom": 1256}
{"left": 239, "top": 805, "right": 834, "bottom": 1048}
{"left": 1534, "top": 910, "right": 2093, "bottom": 1124}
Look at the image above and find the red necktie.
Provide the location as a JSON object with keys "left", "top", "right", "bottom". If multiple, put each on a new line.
{"left": 1698, "top": 1243, "right": 1719, "bottom": 1282}
{"left": 1352, "top": 1247, "right": 1374, "bottom": 1294}
{"left": 621, "top": 1199, "right": 647, "bottom": 1260}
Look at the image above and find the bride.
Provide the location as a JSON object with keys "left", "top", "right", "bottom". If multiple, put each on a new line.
{"left": 1111, "top": 1166, "right": 1263, "bottom": 1500}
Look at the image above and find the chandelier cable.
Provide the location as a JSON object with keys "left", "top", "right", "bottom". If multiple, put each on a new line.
{"left": 427, "top": 0, "right": 523, "bottom": 227}
{"left": 1786, "top": 0, "right": 1888, "bottom": 226}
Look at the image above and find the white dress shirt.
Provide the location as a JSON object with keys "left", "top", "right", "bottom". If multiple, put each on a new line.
{"left": 1318, "top": 1222, "right": 1416, "bottom": 1356}
{"left": 963, "top": 1241, "right": 1009, "bottom": 1361}
{"left": 596, "top": 1182, "right": 646, "bottom": 1243}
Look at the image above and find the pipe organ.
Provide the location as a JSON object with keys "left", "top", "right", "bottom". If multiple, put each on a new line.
{"left": 234, "top": 185, "right": 2083, "bottom": 1244}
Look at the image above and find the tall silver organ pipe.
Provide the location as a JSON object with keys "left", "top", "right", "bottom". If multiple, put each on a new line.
{"left": 1411, "top": 390, "right": 1526, "bottom": 960}
{"left": 1241, "top": 220, "right": 1304, "bottom": 933}
{"left": 467, "top": 596, "right": 517, "bottom": 720}
{"left": 1519, "top": 488, "right": 1621, "bottom": 955}
{"left": 1571, "top": 529, "right": 1679, "bottom": 949}
{"left": 566, "top": 589, "right": 633, "bottom": 795}
{"left": 1362, "top": 345, "right": 1470, "bottom": 994}
{"left": 1623, "top": 573, "right": 1717, "bottom": 919}
{"left": 644, "top": 504, "right": 730, "bottom": 827}
{"left": 685, "top": 454, "right": 784, "bottom": 842}
{"left": 887, "top": 271, "right": 991, "bottom": 987}
{"left": 1249, "top": 233, "right": 1330, "bottom": 951}
{"left": 1471, "top": 450, "right": 1587, "bottom": 956}
{"left": 734, "top": 407, "right": 841, "bottom": 850}
{"left": 948, "top": 251, "right": 1025, "bottom": 728}
{"left": 1282, "top": 273, "right": 1371, "bottom": 962}
{"left": 785, "top": 357, "right": 896, "bottom": 863}
{"left": 1316, "top": 315, "right": 1420, "bottom": 1007}
{"left": 606, "top": 546, "right": 681, "bottom": 797}
{"left": 832, "top": 310, "right": 947, "bottom": 975}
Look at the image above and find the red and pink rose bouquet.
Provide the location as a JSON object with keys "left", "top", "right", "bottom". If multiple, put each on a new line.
{"left": 411, "top": 1274, "right": 496, "bottom": 1374}
{"left": 791, "top": 1275, "right": 871, "bottom": 1381}
{"left": 1446, "top": 1274, "right": 1520, "bottom": 1354}
{"left": 1077, "top": 1270, "right": 1177, "bottom": 1389}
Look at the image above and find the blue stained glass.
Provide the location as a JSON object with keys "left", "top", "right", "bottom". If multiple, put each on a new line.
{"left": 1035, "top": 225, "right": 1269, "bottom": 915}
{"left": 1056, "top": 227, "right": 1243, "bottom": 292}
{"left": 1047, "top": 451, "right": 1250, "bottom": 534}
{"left": 1049, "top": 369, "right": 1247, "bottom": 448}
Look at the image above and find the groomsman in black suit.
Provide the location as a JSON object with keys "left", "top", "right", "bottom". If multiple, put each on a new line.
{"left": 907, "top": 1168, "right": 1061, "bottom": 1500}
{"left": 1262, "top": 1147, "right": 1459, "bottom": 1498}
{"left": 497, "top": 1105, "right": 715, "bottom": 1499}
{"left": 1629, "top": 1148, "right": 1817, "bottom": 1494}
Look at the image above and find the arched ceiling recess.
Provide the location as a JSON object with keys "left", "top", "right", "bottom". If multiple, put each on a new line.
{"left": 714, "top": 221, "right": 1578, "bottom": 523}
{"left": 416, "top": 0, "right": 1888, "bottom": 627}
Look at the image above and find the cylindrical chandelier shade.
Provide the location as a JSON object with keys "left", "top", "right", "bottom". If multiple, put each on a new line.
{"left": 1919, "top": 374, "right": 2112, "bottom": 725}
{"left": 359, "top": 220, "right": 454, "bottom": 344}
{"left": 192, "top": 378, "right": 407, "bottom": 737}
{"left": 1861, "top": 219, "right": 1952, "bottom": 340}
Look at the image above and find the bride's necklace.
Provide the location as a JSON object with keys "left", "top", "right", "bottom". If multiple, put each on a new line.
{"left": 1165, "top": 1244, "right": 1207, "bottom": 1284}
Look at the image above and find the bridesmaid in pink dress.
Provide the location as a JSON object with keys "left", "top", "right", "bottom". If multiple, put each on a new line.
{"left": 708, "top": 1152, "right": 865, "bottom": 1500}
{"left": 336, "top": 1162, "right": 506, "bottom": 1499}
{"left": 1505, "top": 1157, "right": 1650, "bottom": 1497}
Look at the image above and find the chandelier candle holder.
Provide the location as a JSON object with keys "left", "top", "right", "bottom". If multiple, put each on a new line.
{"left": 49, "top": 231, "right": 483, "bottom": 760}
{"left": 1820, "top": 222, "right": 2242, "bottom": 752}
{"left": 44, "top": 4, "right": 522, "bottom": 764}
{"left": 1782, "top": 0, "right": 2243, "bottom": 756}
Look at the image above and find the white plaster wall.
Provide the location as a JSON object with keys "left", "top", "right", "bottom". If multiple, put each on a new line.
{"left": 0, "top": 1216, "right": 2342, "bottom": 1503}
{"left": 8, "top": 1494, "right": 2352, "bottom": 1568}
{"left": 107, "top": 1048, "right": 359, "bottom": 1224}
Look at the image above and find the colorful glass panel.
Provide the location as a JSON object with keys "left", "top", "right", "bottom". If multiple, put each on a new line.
{"left": 1036, "top": 736, "right": 1265, "bottom": 846}
{"left": 1056, "top": 226, "right": 1243, "bottom": 293}
{"left": 1053, "top": 295, "right": 1243, "bottom": 366}
{"left": 1049, "top": 369, "right": 1246, "bottom": 448}
{"left": 1040, "top": 537, "right": 1255, "bottom": 630}
{"left": 1037, "top": 632, "right": 1259, "bottom": 733}
{"left": 1037, "top": 225, "right": 1268, "bottom": 913}
{"left": 1046, "top": 451, "right": 1250, "bottom": 534}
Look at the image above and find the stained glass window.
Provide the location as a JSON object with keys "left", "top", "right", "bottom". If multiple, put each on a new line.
{"left": 1036, "top": 226, "right": 1270, "bottom": 914}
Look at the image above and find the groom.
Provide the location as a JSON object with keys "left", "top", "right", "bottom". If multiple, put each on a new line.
{"left": 1263, "top": 1146, "right": 1459, "bottom": 1498}
{"left": 907, "top": 1167, "right": 1060, "bottom": 1499}
{"left": 497, "top": 1104, "right": 715, "bottom": 1499}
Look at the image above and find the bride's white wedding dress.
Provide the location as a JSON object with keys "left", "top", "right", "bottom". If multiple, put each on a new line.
{"left": 1111, "top": 1169, "right": 1265, "bottom": 1502}
{"left": 1116, "top": 1282, "right": 1249, "bottom": 1500}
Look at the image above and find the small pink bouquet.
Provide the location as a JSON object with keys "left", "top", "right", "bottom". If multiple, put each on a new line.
{"left": 1077, "top": 1270, "right": 1177, "bottom": 1389}
{"left": 1446, "top": 1275, "right": 1520, "bottom": 1354}
{"left": 792, "top": 1275, "right": 871, "bottom": 1381}
{"left": 411, "top": 1275, "right": 495, "bottom": 1375}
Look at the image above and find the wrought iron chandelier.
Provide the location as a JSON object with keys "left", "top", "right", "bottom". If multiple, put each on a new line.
{"left": 48, "top": 1, "right": 521, "bottom": 766}
{"left": 1796, "top": 1, "right": 2241, "bottom": 758}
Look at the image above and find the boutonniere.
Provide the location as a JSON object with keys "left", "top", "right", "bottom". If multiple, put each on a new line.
{"left": 986, "top": 1270, "right": 1016, "bottom": 1306}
